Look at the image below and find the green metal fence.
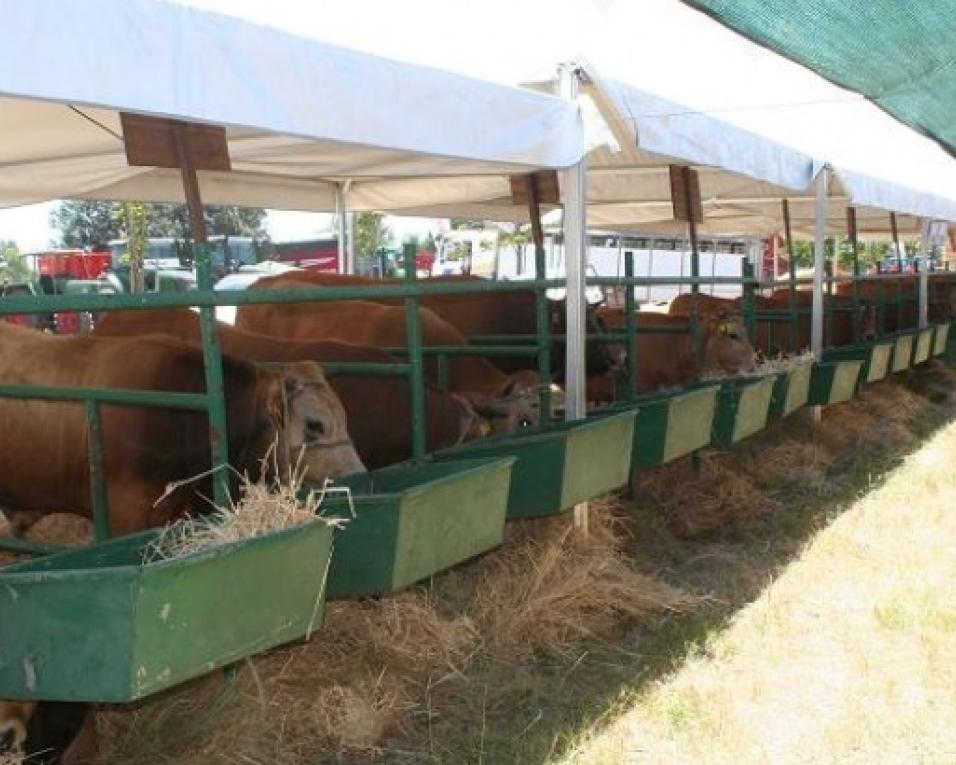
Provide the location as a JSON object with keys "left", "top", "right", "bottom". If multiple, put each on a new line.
{"left": 0, "top": 242, "right": 561, "bottom": 556}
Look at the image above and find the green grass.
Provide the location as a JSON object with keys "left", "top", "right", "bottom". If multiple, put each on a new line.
{"left": 560, "top": 372, "right": 956, "bottom": 765}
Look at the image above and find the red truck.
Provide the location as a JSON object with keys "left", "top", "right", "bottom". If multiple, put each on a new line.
{"left": 4, "top": 250, "right": 114, "bottom": 333}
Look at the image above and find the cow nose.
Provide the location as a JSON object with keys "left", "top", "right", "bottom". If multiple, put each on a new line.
{"left": 0, "top": 726, "right": 15, "bottom": 752}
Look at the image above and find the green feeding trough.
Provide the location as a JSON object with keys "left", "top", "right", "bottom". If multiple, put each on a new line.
{"left": 891, "top": 332, "right": 915, "bottom": 373}
{"left": 627, "top": 385, "right": 718, "bottom": 467}
{"left": 808, "top": 360, "right": 863, "bottom": 406}
{"left": 823, "top": 341, "right": 893, "bottom": 384}
{"left": 430, "top": 410, "right": 636, "bottom": 520}
{"left": 0, "top": 521, "right": 333, "bottom": 703}
{"left": 933, "top": 323, "right": 951, "bottom": 357}
{"left": 319, "top": 458, "right": 513, "bottom": 599}
{"left": 712, "top": 375, "right": 776, "bottom": 448}
{"left": 768, "top": 363, "right": 812, "bottom": 420}
{"left": 913, "top": 328, "right": 934, "bottom": 365}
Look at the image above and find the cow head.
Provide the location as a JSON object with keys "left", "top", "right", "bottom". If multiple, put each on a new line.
{"left": 0, "top": 701, "right": 34, "bottom": 754}
{"left": 703, "top": 313, "right": 757, "bottom": 375}
{"left": 463, "top": 370, "right": 543, "bottom": 435}
{"left": 271, "top": 362, "right": 366, "bottom": 481}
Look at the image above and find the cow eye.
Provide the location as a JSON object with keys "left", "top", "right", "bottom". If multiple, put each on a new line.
{"left": 728, "top": 332, "right": 739, "bottom": 340}
{"left": 306, "top": 418, "right": 325, "bottom": 436}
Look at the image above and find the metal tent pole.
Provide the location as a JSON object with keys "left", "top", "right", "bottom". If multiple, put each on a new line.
{"left": 811, "top": 170, "right": 828, "bottom": 363}
{"left": 336, "top": 183, "right": 347, "bottom": 274}
{"left": 559, "top": 62, "right": 588, "bottom": 534}
{"left": 919, "top": 218, "right": 930, "bottom": 329}
{"left": 346, "top": 212, "right": 356, "bottom": 275}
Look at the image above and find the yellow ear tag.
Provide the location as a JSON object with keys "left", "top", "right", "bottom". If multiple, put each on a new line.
{"left": 718, "top": 323, "right": 730, "bottom": 335}
{"left": 478, "top": 419, "right": 493, "bottom": 437}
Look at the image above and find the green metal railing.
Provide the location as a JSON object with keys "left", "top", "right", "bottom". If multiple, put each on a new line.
{"left": 0, "top": 243, "right": 562, "bottom": 556}
{"left": 0, "top": 236, "right": 945, "bottom": 558}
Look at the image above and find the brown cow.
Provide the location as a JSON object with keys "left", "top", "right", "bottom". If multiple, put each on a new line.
{"left": 0, "top": 323, "right": 364, "bottom": 535}
{"left": 94, "top": 310, "right": 494, "bottom": 467}
{"left": 235, "top": 299, "right": 544, "bottom": 430}
{"left": 669, "top": 290, "right": 875, "bottom": 353}
{"left": 594, "top": 308, "right": 756, "bottom": 393}
{"left": 834, "top": 277, "right": 919, "bottom": 334}
{"left": 238, "top": 270, "right": 619, "bottom": 378}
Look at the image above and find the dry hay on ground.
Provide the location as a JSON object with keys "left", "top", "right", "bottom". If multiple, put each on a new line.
{"left": 636, "top": 452, "right": 780, "bottom": 538}
{"left": 636, "top": 372, "right": 954, "bottom": 538}
{"left": 462, "top": 505, "right": 693, "bottom": 660}
{"left": 95, "top": 503, "right": 688, "bottom": 764}
{"left": 739, "top": 438, "right": 836, "bottom": 494}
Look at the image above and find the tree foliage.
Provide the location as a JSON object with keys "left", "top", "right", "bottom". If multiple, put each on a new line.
{"left": 0, "top": 240, "right": 30, "bottom": 282}
{"left": 354, "top": 211, "right": 393, "bottom": 257}
{"left": 49, "top": 200, "right": 267, "bottom": 248}
{"left": 787, "top": 238, "right": 900, "bottom": 271}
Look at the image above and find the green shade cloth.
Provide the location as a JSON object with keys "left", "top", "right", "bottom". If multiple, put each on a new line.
{"left": 681, "top": 1, "right": 956, "bottom": 157}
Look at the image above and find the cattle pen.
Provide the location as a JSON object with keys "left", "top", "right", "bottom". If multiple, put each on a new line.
{"left": 4, "top": 1, "right": 956, "bottom": 762}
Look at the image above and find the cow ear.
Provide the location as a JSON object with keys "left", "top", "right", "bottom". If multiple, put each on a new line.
{"left": 498, "top": 378, "right": 518, "bottom": 398}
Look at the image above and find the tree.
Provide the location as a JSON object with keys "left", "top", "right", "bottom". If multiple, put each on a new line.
{"left": 49, "top": 200, "right": 267, "bottom": 248}
{"left": 0, "top": 240, "right": 30, "bottom": 282}
{"left": 496, "top": 222, "right": 531, "bottom": 273}
{"left": 354, "top": 212, "right": 393, "bottom": 257}
{"left": 49, "top": 201, "right": 125, "bottom": 249}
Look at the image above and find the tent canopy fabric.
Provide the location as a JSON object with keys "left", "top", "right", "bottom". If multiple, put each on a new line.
{"left": 347, "top": 65, "right": 954, "bottom": 237}
{"left": 679, "top": 0, "right": 956, "bottom": 160}
{"left": 0, "top": 0, "right": 585, "bottom": 210}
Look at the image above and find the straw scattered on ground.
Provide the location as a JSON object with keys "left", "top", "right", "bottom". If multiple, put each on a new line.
{"left": 11, "top": 362, "right": 956, "bottom": 764}
{"left": 637, "top": 451, "right": 780, "bottom": 538}
{"left": 94, "top": 503, "right": 690, "bottom": 764}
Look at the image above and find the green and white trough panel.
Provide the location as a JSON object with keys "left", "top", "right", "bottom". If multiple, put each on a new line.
{"left": 891, "top": 332, "right": 915, "bottom": 373}
{"left": 768, "top": 362, "right": 812, "bottom": 420}
{"left": 628, "top": 386, "right": 718, "bottom": 467}
{"left": 712, "top": 375, "right": 776, "bottom": 448}
{"left": 0, "top": 521, "right": 333, "bottom": 703}
{"left": 320, "top": 458, "right": 513, "bottom": 599}
{"left": 431, "top": 411, "right": 636, "bottom": 520}
{"left": 933, "top": 323, "right": 950, "bottom": 357}
{"left": 824, "top": 341, "right": 893, "bottom": 384}
{"left": 913, "top": 328, "right": 934, "bottom": 365}
{"left": 809, "top": 360, "right": 863, "bottom": 406}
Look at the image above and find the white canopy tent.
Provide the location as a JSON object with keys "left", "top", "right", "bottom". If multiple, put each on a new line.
{"left": 337, "top": 66, "right": 956, "bottom": 239}
{"left": 0, "top": 0, "right": 585, "bottom": 211}
{"left": 0, "top": 0, "right": 597, "bottom": 471}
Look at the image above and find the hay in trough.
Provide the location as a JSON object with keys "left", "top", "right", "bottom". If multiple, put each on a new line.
{"left": 0, "top": 752, "right": 24, "bottom": 765}
{"left": 751, "top": 353, "right": 814, "bottom": 375}
{"left": 23, "top": 513, "right": 93, "bottom": 547}
{"left": 0, "top": 512, "right": 93, "bottom": 568}
{"left": 143, "top": 451, "right": 346, "bottom": 563}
